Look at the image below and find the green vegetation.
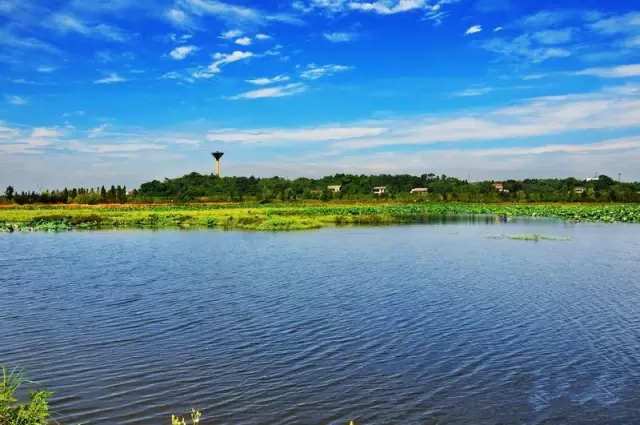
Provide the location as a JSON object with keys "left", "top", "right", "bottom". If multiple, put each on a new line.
{"left": 3, "top": 173, "right": 640, "bottom": 205}
{"left": 0, "top": 366, "right": 53, "bottom": 425}
{"left": 1, "top": 203, "right": 640, "bottom": 233}
{"left": 171, "top": 409, "right": 201, "bottom": 425}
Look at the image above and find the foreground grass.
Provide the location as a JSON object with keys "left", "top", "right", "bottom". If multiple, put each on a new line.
{"left": 1, "top": 202, "right": 640, "bottom": 232}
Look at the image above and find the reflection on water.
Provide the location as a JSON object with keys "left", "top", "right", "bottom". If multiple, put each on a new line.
{"left": 1, "top": 221, "right": 639, "bottom": 425}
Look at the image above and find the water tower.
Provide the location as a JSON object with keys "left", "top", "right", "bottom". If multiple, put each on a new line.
{"left": 211, "top": 151, "right": 224, "bottom": 177}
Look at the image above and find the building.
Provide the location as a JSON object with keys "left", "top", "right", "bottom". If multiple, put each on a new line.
{"left": 373, "top": 186, "right": 387, "bottom": 195}
{"left": 574, "top": 187, "right": 586, "bottom": 194}
{"left": 327, "top": 185, "right": 341, "bottom": 193}
{"left": 410, "top": 188, "right": 428, "bottom": 194}
{"left": 493, "top": 182, "right": 504, "bottom": 192}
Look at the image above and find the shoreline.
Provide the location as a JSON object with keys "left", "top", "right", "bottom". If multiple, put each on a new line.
{"left": 1, "top": 202, "right": 639, "bottom": 232}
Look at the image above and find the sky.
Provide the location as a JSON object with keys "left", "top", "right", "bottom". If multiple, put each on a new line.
{"left": 1, "top": 0, "right": 640, "bottom": 190}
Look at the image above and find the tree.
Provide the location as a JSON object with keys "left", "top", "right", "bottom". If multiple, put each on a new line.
{"left": 283, "top": 187, "right": 296, "bottom": 201}
{"left": 4, "top": 186, "right": 14, "bottom": 201}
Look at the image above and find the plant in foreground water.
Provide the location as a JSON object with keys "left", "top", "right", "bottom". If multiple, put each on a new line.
{"left": 171, "top": 409, "right": 201, "bottom": 425}
{"left": 170, "top": 411, "right": 356, "bottom": 425}
{"left": 0, "top": 365, "right": 53, "bottom": 425}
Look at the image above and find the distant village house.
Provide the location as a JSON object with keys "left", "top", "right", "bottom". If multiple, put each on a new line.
{"left": 493, "top": 182, "right": 504, "bottom": 192}
{"left": 410, "top": 188, "right": 428, "bottom": 194}
{"left": 373, "top": 186, "right": 387, "bottom": 195}
{"left": 573, "top": 187, "right": 586, "bottom": 194}
{"left": 327, "top": 185, "right": 341, "bottom": 193}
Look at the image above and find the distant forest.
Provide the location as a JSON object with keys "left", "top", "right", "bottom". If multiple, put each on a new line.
{"left": 3, "top": 172, "right": 640, "bottom": 204}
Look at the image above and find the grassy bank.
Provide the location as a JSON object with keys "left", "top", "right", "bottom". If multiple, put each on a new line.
{"left": 1, "top": 202, "right": 640, "bottom": 232}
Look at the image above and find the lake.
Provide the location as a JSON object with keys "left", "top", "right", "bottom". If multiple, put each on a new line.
{"left": 1, "top": 218, "right": 639, "bottom": 424}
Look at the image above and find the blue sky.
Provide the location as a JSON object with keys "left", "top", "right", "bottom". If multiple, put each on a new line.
{"left": 1, "top": 0, "right": 640, "bottom": 189}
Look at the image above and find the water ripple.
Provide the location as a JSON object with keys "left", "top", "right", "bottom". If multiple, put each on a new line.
{"left": 1, "top": 224, "right": 640, "bottom": 424}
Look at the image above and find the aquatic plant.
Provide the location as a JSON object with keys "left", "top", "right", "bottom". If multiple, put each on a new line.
{"left": 0, "top": 365, "right": 53, "bottom": 425}
{"left": 171, "top": 409, "right": 201, "bottom": 425}
{"left": 506, "top": 234, "right": 571, "bottom": 241}
{"left": 0, "top": 203, "right": 639, "bottom": 232}
{"left": 488, "top": 233, "right": 571, "bottom": 241}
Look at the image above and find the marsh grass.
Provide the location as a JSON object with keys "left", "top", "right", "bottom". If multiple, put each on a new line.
{"left": 0, "top": 365, "right": 54, "bottom": 425}
{"left": 1, "top": 203, "right": 639, "bottom": 232}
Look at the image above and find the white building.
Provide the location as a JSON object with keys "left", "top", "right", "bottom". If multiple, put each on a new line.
{"left": 373, "top": 186, "right": 387, "bottom": 195}
{"left": 410, "top": 188, "right": 428, "bottom": 194}
{"left": 327, "top": 185, "right": 341, "bottom": 193}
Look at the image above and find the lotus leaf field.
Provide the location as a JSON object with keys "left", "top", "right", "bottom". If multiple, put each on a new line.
{"left": 1, "top": 202, "right": 640, "bottom": 232}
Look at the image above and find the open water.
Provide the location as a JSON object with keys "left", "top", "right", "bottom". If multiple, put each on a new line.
{"left": 1, "top": 217, "right": 639, "bottom": 424}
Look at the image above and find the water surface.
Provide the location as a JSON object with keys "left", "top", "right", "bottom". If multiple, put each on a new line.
{"left": 1, "top": 219, "right": 639, "bottom": 424}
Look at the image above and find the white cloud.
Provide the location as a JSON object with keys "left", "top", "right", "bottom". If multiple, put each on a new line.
{"left": 0, "top": 28, "right": 61, "bottom": 54}
{"left": 588, "top": 12, "right": 640, "bottom": 35}
{"left": 228, "top": 83, "right": 308, "bottom": 100}
{"left": 480, "top": 35, "right": 572, "bottom": 63}
{"left": 174, "top": 0, "right": 303, "bottom": 28}
{"left": 190, "top": 50, "right": 254, "bottom": 79}
{"left": 246, "top": 75, "right": 290, "bottom": 85}
{"left": 165, "top": 8, "right": 193, "bottom": 27}
{"left": 159, "top": 71, "right": 195, "bottom": 83}
{"left": 88, "top": 124, "right": 110, "bottom": 138}
{"left": 493, "top": 26, "right": 503, "bottom": 32}
{"left": 255, "top": 33, "right": 271, "bottom": 40}
{"left": 522, "top": 73, "right": 548, "bottom": 80}
{"left": 465, "top": 25, "right": 482, "bottom": 35}
{"left": 207, "top": 50, "right": 253, "bottom": 73}
{"left": 68, "top": 141, "right": 166, "bottom": 153}
{"left": 21, "top": 127, "right": 63, "bottom": 148}
{"left": 169, "top": 45, "right": 199, "bottom": 60}
{"left": 625, "top": 35, "right": 640, "bottom": 48}
{"left": 323, "top": 32, "right": 356, "bottom": 42}
{"left": 349, "top": 0, "right": 434, "bottom": 15}
{"left": 300, "top": 64, "right": 352, "bottom": 80}
{"left": 235, "top": 36, "right": 252, "bottom": 45}
{"left": 94, "top": 72, "right": 127, "bottom": 84}
{"left": 453, "top": 87, "right": 493, "bottom": 97}
{"left": 62, "top": 110, "right": 86, "bottom": 118}
{"left": 220, "top": 29, "right": 243, "bottom": 39}
{"left": 466, "top": 137, "right": 640, "bottom": 157}
{"left": 574, "top": 64, "right": 640, "bottom": 78}
{"left": 36, "top": 66, "right": 56, "bottom": 73}
{"left": 48, "top": 13, "right": 130, "bottom": 42}
{"left": 7, "top": 95, "right": 27, "bottom": 105}
{"left": 245, "top": 137, "right": 640, "bottom": 180}
{"left": 0, "top": 122, "right": 21, "bottom": 140}
{"left": 31, "top": 127, "right": 60, "bottom": 138}
{"left": 294, "top": 0, "right": 457, "bottom": 23}
{"left": 169, "top": 33, "right": 193, "bottom": 43}
{"left": 517, "top": 10, "right": 571, "bottom": 28}
{"left": 204, "top": 85, "right": 640, "bottom": 153}
{"left": 532, "top": 28, "right": 574, "bottom": 45}
{"left": 207, "top": 123, "right": 386, "bottom": 142}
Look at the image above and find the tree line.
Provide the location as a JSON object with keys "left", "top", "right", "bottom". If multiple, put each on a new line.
{"left": 3, "top": 173, "right": 640, "bottom": 204}
{"left": 3, "top": 185, "right": 130, "bottom": 205}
